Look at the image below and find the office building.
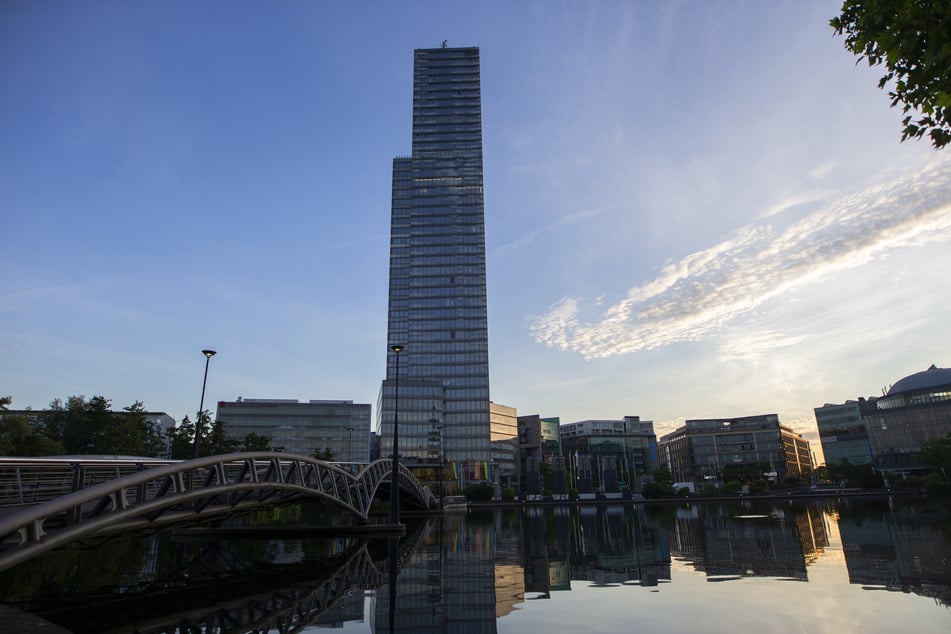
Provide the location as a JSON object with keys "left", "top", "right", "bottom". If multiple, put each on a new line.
{"left": 215, "top": 398, "right": 371, "bottom": 460}
{"left": 560, "top": 416, "right": 658, "bottom": 494}
{"left": 814, "top": 398, "right": 878, "bottom": 466}
{"left": 866, "top": 364, "right": 951, "bottom": 471}
{"left": 379, "top": 44, "right": 491, "bottom": 470}
{"left": 517, "top": 415, "right": 563, "bottom": 496}
{"left": 815, "top": 365, "right": 951, "bottom": 473}
{"left": 490, "top": 401, "right": 519, "bottom": 492}
{"left": 658, "top": 414, "right": 813, "bottom": 485}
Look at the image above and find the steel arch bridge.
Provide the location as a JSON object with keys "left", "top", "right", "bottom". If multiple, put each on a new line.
{"left": 0, "top": 453, "right": 436, "bottom": 573}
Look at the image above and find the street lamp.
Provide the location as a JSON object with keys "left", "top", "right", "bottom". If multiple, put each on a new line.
{"left": 429, "top": 412, "right": 443, "bottom": 509}
{"left": 347, "top": 426, "right": 354, "bottom": 462}
{"left": 389, "top": 344, "right": 403, "bottom": 525}
{"left": 192, "top": 349, "right": 216, "bottom": 460}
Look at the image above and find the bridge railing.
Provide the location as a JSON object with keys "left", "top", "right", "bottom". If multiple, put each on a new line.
{"left": 0, "top": 457, "right": 176, "bottom": 508}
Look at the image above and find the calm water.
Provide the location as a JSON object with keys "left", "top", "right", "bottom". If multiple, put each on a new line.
{"left": 0, "top": 496, "right": 948, "bottom": 633}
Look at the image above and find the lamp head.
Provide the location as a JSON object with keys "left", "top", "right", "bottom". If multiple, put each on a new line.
{"left": 202, "top": 350, "right": 217, "bottom": 359}
{"left": 390, "top": 345, "right": 403, "bottom": 354}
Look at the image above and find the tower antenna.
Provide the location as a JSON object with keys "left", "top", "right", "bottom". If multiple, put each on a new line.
{"left": 442, "top": 40, "right": 448, "bottom": 48}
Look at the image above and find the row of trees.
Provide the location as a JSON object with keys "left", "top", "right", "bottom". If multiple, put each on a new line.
{"left": 0, "top": 395, "right": 273, "bottom": 459}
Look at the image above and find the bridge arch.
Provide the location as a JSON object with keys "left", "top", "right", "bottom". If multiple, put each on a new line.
{"left": 0, "top": 453, "right": 436, "bottom": 573}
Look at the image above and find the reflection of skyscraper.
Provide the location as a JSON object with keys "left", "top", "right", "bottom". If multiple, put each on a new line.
{"left": 373, "top": 515, "right": 498, "bottom": 633}
{"left": 570, "top": 506, "right": 671, "bottom": 586}
{"left": 378, "top": 45, "right": 491, "bottom": 469}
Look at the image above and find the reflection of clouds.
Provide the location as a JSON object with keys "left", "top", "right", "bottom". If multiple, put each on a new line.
{"left": 530, "top": 160, "right": 951, "bottom": 360}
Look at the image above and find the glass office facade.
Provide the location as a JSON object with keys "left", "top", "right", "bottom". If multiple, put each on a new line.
{"left": 216, "top": 399, "right": 371, "bottom": 460}
{"left": 379, "top": 46, "right": 491, "bottom": 466}
{"left": 815, "top": 400, "right": 876, "bottom": 466}
{"left": 560, "top": 417, "right": 659, "bottom": 493}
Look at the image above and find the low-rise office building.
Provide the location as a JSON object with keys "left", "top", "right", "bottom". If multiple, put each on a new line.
{"left": 517, "top": 415, "right": 562, "bottom": 496}
{"left": 490, "top": 402, "right": 519, "bottom": 493}
{"left": 216, "top": 398, "right": 371, "bottom": 461}
{"left": 814, "top": 398, "right": 878, "bottom": 466}
{"left": 560, "top": 417, "right": 658, "bottom": 494}
{"left": 659, "top": 414, "right": 812, "bottom": 486}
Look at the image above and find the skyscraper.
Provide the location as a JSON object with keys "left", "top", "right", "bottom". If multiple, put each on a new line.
{"left": 378, "top": 45, "right": 491, "bottom": 470}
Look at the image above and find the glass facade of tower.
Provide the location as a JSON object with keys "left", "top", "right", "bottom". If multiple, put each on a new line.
{"left": 378, "top": 46, "right": 491, "bottom": 466}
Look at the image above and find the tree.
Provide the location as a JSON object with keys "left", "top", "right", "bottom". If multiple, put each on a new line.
{"left": 193, "top": 410, "right": 213, "bottom": 456}
{"left": 539, "top": 460, "right": 553, "bottom": 496}
{"left": 0, "top": 399, "right": 64, "bottom": 456}
{"left": 831, "top": 0, "right": 951, "bottom": 148}
{"left": 241, "top": 432, "right": 272, "bottom": 452}
{"left": 464, "top": 483, "right": 494, "bottom": 502}
{"left": 918, "top": 434, "right": 951, "bottom": 475}
{"left": 642, "top": 467, "right": 676, "bottom": 499}
{"left": 311, "top": 446, "right": 334, "bottom": 461}
{"left": 60, "top": 395, "right": 92, "bottom": 454}
{"left": 167, "top": 415, "right": 196, "bottom": 460}
{"left": 112, "top": 401, "right": 151, "bottom": 456}
{"left": 169, "top": 412, "right": 238, "bottom": 459}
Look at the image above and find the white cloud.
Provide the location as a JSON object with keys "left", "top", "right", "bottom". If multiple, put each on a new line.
{"left": 808, "top": 161, "right": 837, "bottom": 180}
{"left": 530, "top": 158, "right": 951, "bottom": 359}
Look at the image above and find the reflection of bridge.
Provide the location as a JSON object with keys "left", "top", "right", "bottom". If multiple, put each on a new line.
{"left": 21, "top": 519, "right": 433, "bottom": 634}
{"left": 0, "top": 453, "right": 436, "bottom": 572}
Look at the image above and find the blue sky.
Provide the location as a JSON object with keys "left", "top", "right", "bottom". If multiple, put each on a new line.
{"left": 2, "top": 1, "right": 949, "bottom": 459}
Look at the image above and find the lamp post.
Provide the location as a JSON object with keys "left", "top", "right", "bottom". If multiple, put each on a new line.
{"left": 389, "top": 344, "right": 403, "bottom": 525}
{"left": 347, "top": 426, "right": 354, "bottom": 463}
{"left": 192, "top": 349, "right": 216, "bottom": 460}
{"left": 429, "top": 417, "right": 443, "bottom": 508}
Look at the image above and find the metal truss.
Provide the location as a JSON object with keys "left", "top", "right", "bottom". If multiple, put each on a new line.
{"left": 0, "top": 453, "right": 435, "bottom": 573}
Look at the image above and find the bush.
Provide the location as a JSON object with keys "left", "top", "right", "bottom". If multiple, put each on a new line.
{"left": 642, "top": 481, "right": 675, "bottom": 499}
{"left": 501, "top": 487, "right": 516, "bottom": 502}
{"left": 464, "top": 484, "right": 494, "bottom": 502}
{"left": 723, "top": 480, "right": 742, "bottom": 493}
{"left": 858, "top": 469, "right": 884, "bottom": 489}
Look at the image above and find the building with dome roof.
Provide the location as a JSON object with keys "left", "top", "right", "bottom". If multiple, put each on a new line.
{"left": 815, "top": 365, "right": 951, "bottom": 473}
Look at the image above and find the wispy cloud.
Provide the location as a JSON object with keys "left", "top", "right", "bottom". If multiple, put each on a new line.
{"left": 530, "top": 159, "right": 951, "bottom": 359}
{"left": 755, "top": 189, "right": 830, "bottom": 220}
{"left": 491, "top": 205, "right": 619, "bottom": 257}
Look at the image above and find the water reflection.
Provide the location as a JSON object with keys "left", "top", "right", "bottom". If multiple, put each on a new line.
{"left": 667, "top": 502, "right": 831, "bottom": 581}
{"left": 836, "top": 498, "right": 951, "bottom": 604}
{"left": 0, "top": 498, "right": 948, "bottom": 632}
